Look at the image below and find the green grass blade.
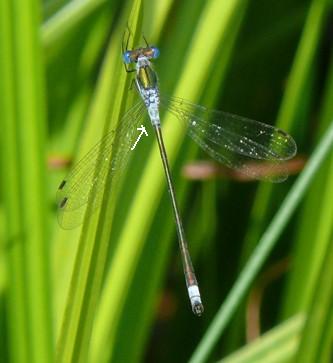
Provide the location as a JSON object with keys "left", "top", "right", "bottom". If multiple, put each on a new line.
{"left": 282, "top": 50, "right": 333, "bottom": 317}
{"left": 55, "top": 2, "right": 143, "bottom": 362}
{"left": 50, "top": 7, "right": 115, "bottom": 340}
{"left": 244, "top": 0, "right": 329, "bottom": 242}
{"left": 229, "top": 0, "right": 330, "bottom": 344}
{"left": 42, "top": 0, "right": 108, "bottom": 47}
{"left": 219, "top": 315, "right": 304, "bottom": 363}
{"left": 295, "top": 231, "right": 333, "bottom": 362}
{"left": 189, "top": 120, "right": 333, "bottom": 363}
{"left": 0, "top": 2, "right": 29, "bottom": 361}
{"left": 276, "top": 0, "right": 330, "bottom": 130}
{"left": 241, "top": 0, "right": 330, "bottom": 269}
{"left": 0, "top": 0, "right": 53, "bottom": 362}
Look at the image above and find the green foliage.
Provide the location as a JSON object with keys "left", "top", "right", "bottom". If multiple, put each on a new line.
{"left": 219, "top": 315, "right": 305, "bottom": 363}
{"left": 1, "top": 0, "right": 333, "bottom": 362}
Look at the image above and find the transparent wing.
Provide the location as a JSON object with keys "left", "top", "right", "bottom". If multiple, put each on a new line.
{"left": 160, "top": 95, "right": 297, "bottom": 182}
{"left": 56, "top": 100, "right": 146, "bottom": 229}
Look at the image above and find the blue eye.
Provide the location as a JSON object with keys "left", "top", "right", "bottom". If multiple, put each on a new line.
{"left": 123, "top": 51, "right": 132, "bottom": 64}
{"left": 151, "top": 47, "right": 160, "bottom": 59}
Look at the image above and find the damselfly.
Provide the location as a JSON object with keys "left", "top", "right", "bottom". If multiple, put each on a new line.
{"left": 57, "top": 33, "right": 297, "bottom": 316}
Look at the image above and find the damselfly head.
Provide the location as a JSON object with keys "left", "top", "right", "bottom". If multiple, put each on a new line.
{"left": 122, "top": 46, "right": 160, "bottom": 64}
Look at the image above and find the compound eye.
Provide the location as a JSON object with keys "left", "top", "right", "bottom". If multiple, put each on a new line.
{"left": 151, "top": 47, "right": 160, "bottom": 59}
{"left": 123, "top": 51, "right": 133, "bottom": 64}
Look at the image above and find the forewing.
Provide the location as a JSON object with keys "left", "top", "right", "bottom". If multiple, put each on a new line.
{"left": 161, "top": 96, "right": 297, "bottom": 182}
{"left": 56, "top": 101, "right": 146, "bottom": 229}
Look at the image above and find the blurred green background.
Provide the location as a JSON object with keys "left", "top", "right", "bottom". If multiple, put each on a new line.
{"left": 1, "top": 0, "right": 333, "bottom": 362}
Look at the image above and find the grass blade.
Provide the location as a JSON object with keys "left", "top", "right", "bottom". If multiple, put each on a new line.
{"left": 0, "top": 0, "right": 53, "bottom": 362}
{"left": 282, "top": 50, "right": 333, "bottom": 317}
{"left": 295, "top": 230, "right": 333, "bottom": 362}
{"left": 219, "top": 315, "right": 304, "bottom": 363}
{"left": 55, "top": 1, "right": 143, "bottom": 362}
{"left": 42, "top": 0, "right": 109, "bottom": 47}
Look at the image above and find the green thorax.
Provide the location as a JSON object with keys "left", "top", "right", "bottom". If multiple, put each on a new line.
{"left": 137, "top": 65, "right": 158, "bottom": 89}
